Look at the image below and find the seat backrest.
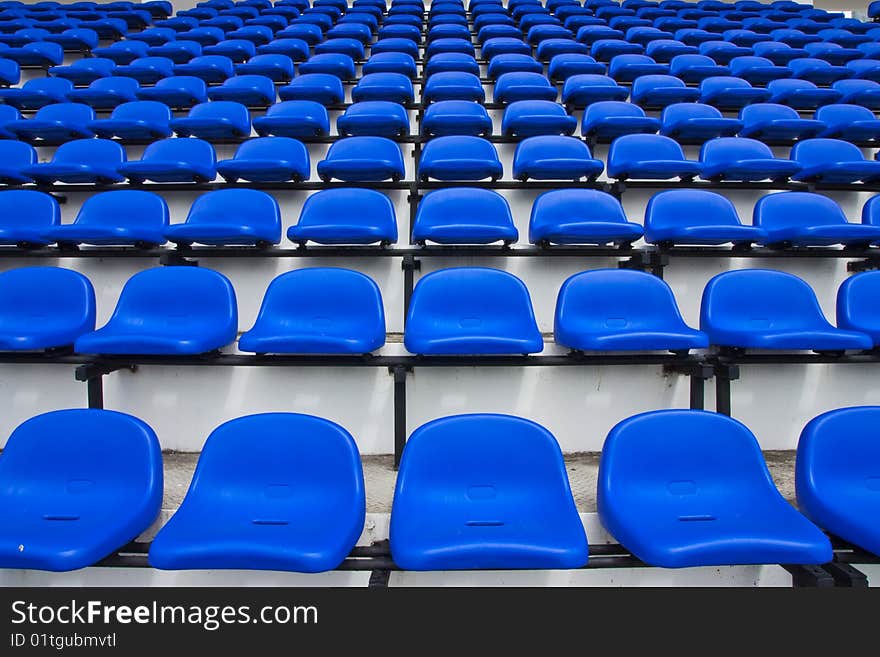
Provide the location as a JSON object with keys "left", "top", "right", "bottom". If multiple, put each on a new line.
{"left": 220, "top": 72, "right": 274, "bottom": 95}
{"left": 755, "top": 191, "right": 848, "bottom": 230}
{"left": 700, "top": 269, "right": 834, "bottom": 332}
{"left": 109, "top": 99, "right": 170, "bottom": 123}
{"left": 789, "top": 57, "right": 833, "bottom": 73}
{"left": 646, "top": 189, "right": 743, "bottom": 229}
{"left": 297, "top": 187, "right": 396, "bottom": 232}
{"left": 611, "top": 133, "right": 687, "bottom": 161}
{"left": 32, "top": 101, "right": 94, "bottom": 123}
{"left": 185, "top": 54, "right": 234, "bottom": 73}
{"left": 128, "top": 56, "right": 174, "bottom": 71}
{"left": 530, "top": 189, "right": 628, "bottom": 235}
{"left": 740, "top": 101, "right": 801, "bottom": 124}
{"left": 76, "top": 190, "right": 168, "bottom": 229}
{"left": 416, "top": 187, "right": 514, "bottom": 231}
{"left": 833, "top": 79, "right": 880, "bottom": 95}
{"left": 422, "top": 134, "right": 500, "bottom": 160}
{"left": 154, "top": 75, "right": 208, "bottom": 98}
{"left": 662, "top": 101, "right": 724, "bottom": 123}
{"left": 669, "top": 53, "right": 719, "bottom": 70}
{"left": 600, "top": 410, "right": 783, "bottom": 512}
{"left": 141, "top": 137, "right": 215, "bottom": 166}
{"left": 22, "top": 76, "right": 71, "bottom": 94}
{"left": 52, "top": 137, "right": 125, "bottom": 165}
{"left": 232, "top": 136, "right": 308, "bottom": 164}
{"left": 88, "top": 76, "right": 140, "bottom": 94}
{"left": 791, "top": 137, "right": 866, "bottom": 166}
{"left": 0, "top": 140, "right": 36, "bottom": 166}
{"left": 69, "top": 56, "right": 115, "bottom": 73}
{"left": 0, "top": 265, "right": 93, "bottom": 334}
{"left": 0, "top": 190, "right": 58, "bottom": 229}
{"left": 838, "top": 270, "right": 880, "bottom": 333}
{"left": 185, "top": 188, "right": 280, "bottom": 232}
{"left": 495, "top": 70, "right": 553, "bottom": 89}
{"left": 701, "top": 75, "right": 754, "bottom": 93}
{"left": 632, "top": 74, "right": 687, "bottom": 97}
{"left": 700, "top": 136, "right": 775, "bottom": 163}
{"left": 323, "top": 134, "right": 402, "bottom": 161}
{"left": 584, "top": 99, "right": 648, "bottom": 121}
{"left": 185, "top": 99, "right": 250, "bottom": 124}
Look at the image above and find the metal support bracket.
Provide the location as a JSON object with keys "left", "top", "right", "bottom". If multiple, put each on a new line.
{"left": 783, "top": 564, "right": 836, "bottom": 588}
{"left": 159, "top": 251, "right": 199, "bottom": 267}
{"left": 390, "top": 365, "right": 411, "bottom": 469}
{"left": 75, "top": 363, "right": 137, "bottom": 409}
{"left": 618, "top": 250, "right": 669, "bottom": 279}
{"left": 664, "top": 362, "right": 714, "bottom": 410}
{"left": 401, "top": 254, "right": 421, "bottom": 327}
{"left": 713, "top": 362, "right": 740, "bottom": 416}
{"left": 824, "top": 561, "right": 870, "bottom": 588}
{"left": 847, "top": 257, "right": 880, "bottom": 274}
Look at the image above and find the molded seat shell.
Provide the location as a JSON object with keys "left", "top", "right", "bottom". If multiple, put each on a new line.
{"left": 0, "top": 408, "right": 163, "bottom": 571}
{"left": 43, "top": 190, "right": 168, "bottom": 247}
{"left": 766, "top": 78, "right": 842, "bottom": 109}
{"left": 754, "top": 191, "right": 880, "bottom": 246}
{"left": 425, "top": 53, "right": 481, "bottom": 77}
{"left": 548, "top": 53, "right": 605, "bottom": 81}
{"left": 117, "top": 137, "right": 216, "bottom": 183}
{"left": 49, "top": 56, "right": 115, "bottom": 84}
{"left": 699, "top": 75, "right": 770, "bottom": 110}
{"left": 66, "top": 77, "right": 141, "bottom": 110}
{"left": 419, "top": 135, "right": 503, "bottom": 181}
{"left": 74, "top": 267, "right": 237, "bottom": 355}
{"left": 351, "top": 72, "right": 414, "bottom": 104}
{"left": 501, "top": 100, "right": 576, "bottom": 137}
{"left": 206, "top": 74, "right": 276, "bottom": 106}
{"left": 421, "top": 100, "right": 493, "bottom": 137}
{"left": 423, "top": 71, "right": 485, "bottom": 103}
{"left": 298, "top": 53, "right": 356, "bottom": 79}
{"left": 239, "top": 269, "right": 386, "bottom": 354}
{"left": 833, "top": 80, "right": 880, "bottom": 110}
{"left": 87, "top": 100, "right": 172, "bottom": 141}
{"left": 660, "top": 102, "right": 743, "bottom": 140}
{"left": 0, "top": 140, "right": 36, "bottom": 184}
{"left": 287, "top": 188, "right": 397, "bottom": 245}
{"left": 113, "top": 56, "right": 175, "bottom": 84}
{"left": 6, "top": 101, "right": 95, "bottom": 142}
{"left": 816, "top": 104, "right": 880, "bottom": 143}
{"left": 0, "top": 190, "right": 59, "bottom": 246}
{"left": 561, "top": 74, "right": 629, "bottom": 107}
{"left": 23, "top": 138, "right": 125, "bottom": 184}
{"left": 837, "top": 272, "right": 880, "bottom": 347}
{"left": 363, "top": 52, "right": 418, "bottom": 78}
{"left": 487, "top": 54, "right": 543, "bottom": 79}
{"left": 700, "top": 269, "right": 873, "bottom": 350}
{"left": 337, "top": 101, "right": 410, "bottom": 138}
{"left": 631, "top": 73, "right": 700, "bottom": 107}
{"left": 645, "top": 189, "right": 767, "bottom": 246}
{"left": 216, "top": 136, "right": 309, "bottom": 183}
{"left": 608, "top": 133, "right": 701, "bottom": 180}
{"left": 494, "top": 72, "right": 558, "bottom": 103}
{"left": 555, "top": 269, "right": 708, "bottom": 351}
{"left": 598, "top": 410, "right": 833, "bottom": 568}
{"left": 700, "top": 137, "right": 801, "bottom": 181}
{"left": 738, "top": 102, "right": 826, "bottom": 141}
{"left": 165, "top": 188, "right": 281, "bottom": 247}
{"left": 149, "top": 413, "right": 365, "bottom": 572}
{"left": 278, "top": 73, "right": 344, "bottom": 106}
{"left": 582, "top": 100, "right": 661, "bottom": 139}
{"left": 609, "top": 54, "right": 669, "bottom": 82}
{"left": 170, "top": 101, "right": 251, "bottom": 140}
{"left": 790, "top": 138, "right": 880, "bottom": 183}
{"left": 317, "top": 136, "right": 405, "bottom": 183}
{"left": 513, "top": 135, "right": 604, "bottom": 181}
{"left": 390, "top": 413, "right": 588, "bottom": 570}
{"left": 135, "top": 76, "right": 208, "bottom": 108}
{"left": 404, "top": 267, "right": 543, "bottom": 355}
{"left": 0, "top": 77, "right": 71, "bottom": 109}
{"left": 413, "top": 188, "right": 517, "bottom": 245}
{"left": 529, "top": 188, "right": 643, "bottom": 245}
{"left": 253, "top": 100, "right": 330, "bottom": 138}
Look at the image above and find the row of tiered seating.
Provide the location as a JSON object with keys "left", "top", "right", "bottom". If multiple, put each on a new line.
{"left": 3, "top": 407, "right": 880, "bottom": 572}
{"left": 4, "top": 265, "right": 880, "bottom": 355}
{"left": 6, "top": 187, "right": 880, "bottom": 248}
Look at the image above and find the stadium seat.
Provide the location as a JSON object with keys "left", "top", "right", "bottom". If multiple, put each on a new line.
{"left": 646, "top": 39, "right": 699, "bottom": 63}
{"left": 337, "top": 101, "right": 410, "bottom": 138}
{"left": 548, "top": 53, "right": 605, "bottom": 81}
{"left": 49, "top": 57, "right": 115, "bottom": 85}
{"left": 631, "top": 74, "right": 700, "bottom": 107}
{"left": 607, "top": 134, "right": 701, "bottom": 180}
{"left": 487, "top": 53, "right": 544, "bottom": 78}
{"left": 413, "top": 188, "right": 518, "bottom": 245}
{"left": 165, "top": 189, "right": 281, "bottom": 247}
{"left": 74, "top": 267, "right": 237, "bottom": 355}
{"left": 660, "top": 102, "right": 743, "bottom": 140}
{"left": 766, "top": 78, "right": 842, "bottom": 109}
{"left": 816, "top": 104, "right": 880, "bottom": 143}
{"left": 592, "top": 38, "right": 645, "bottom": 61}
{"left": 239, "top": 270, "right": 386, "bottom": 354}
{"left": 117, "top": 137, "right": 216, "bottom": 183}
{"left": 127, "top": 26, "right": 178, "bottom": 46}
{"left": 87, "top": 100, "right": 172, "bottom": 141}
{"left": 203, "top": 38, "right": 257, "bottom": 62}
{"left": 771, "top": 28, "right": 822, "bottom": 49}
{"left": 3, "top": 42, "right": 63, "bottom": 67}
{"left": 788, "top": 57, "right": 851, "bottom": 85}
{"left": 754, "top": 191, "right": 880, "bottom": 247}
{"left": 501, "top": 100, "right": 576, "bottom": 137}
{"left": 288, "top": 188, "right": 397, "bottom": 246}
{"left": 598, "top": 410, "right": 832, "bottom": 568}
{"left": 113, "top": 56, "right": 175, "bottom": 84}
{"left": 609, "top": 54, "right": 669, "bottom": 82}
{"left": 23, "top": 138, "right": 124, "bottom": 184}
{"left": 838, "top": 272, "right": 880, "bottom": 346}
{"left": 351, "top": 72, "right": 414, "bottom": 104}
{"left": 529, "top": 189, "right": 642, "bottom": 246}
{"left": 253, "top": 100, "right": 330, "bottom": 137}
{"left": 176, "top": 27, "right": 227, "bottom": 48}
{"left": 728, "top": 55, "right": 792, "bottom": 84}
{"left": 258, "top": 37, "right": 310, "bottom": 61}
{"left": 700, "top": 137, "right": 801, "bottom": 181}
{"left": 216, "top": 137, "right": 310, "bottom": 183}
{"left": 0, "top": 77, "right": 71, "bottom": 110}
{"left": 0, "top": 408, "right": 162, "bottom": 571}
{"left": 738, "top": 103, "right": 825, "bottom": 141}
{"left": 135, "top": 76, "right": 208, "bottom": 108}
{"left": 148, "top": 39, "right": 202, "bottom": 64}
{"left": 790, "top": 138, "right": 880, "bottom": 184}
{"left": 5, "top": 102, "right": 94, "bottom": 142}
{"left": 555, "top": 269, "right": 708, "bottom": 352}
{"left": 0, "top": 140, "right": 35, "bottom": 184}
{"left": 422, "top": 100, "right": 493, "bottom": 137}
{"left": 482, "top": 36, "right": 531, "bottom": 60}
{"left": 494, "top": 72, "right": 559, "bottom": 103}
{"left": 752, "top": 41, "right": 808, "bottom": 65}
{"left": 426, "top": 53, "right": 481, "bottom": 78}
{"left": 404, "top": 268, "right": 543, "bottom": 355}
{"left": 234, "top": 54, "right": 294, "bottom": 83}
{"left": 645, "top": 189, "right": 767, "bottom": 246}
{"left": 277, "top": 23, "right": 322, "bottom": 45}
{"left": 45, "top": 28, "right": 100, "bottom": 53}
{"left": 316, "top": 37, "right": 365, "bottom": 60}
{"left": 423, "top": 72, "right": 486, "bottom": 102}
{"left": 298, "top": 53, "right": 356, "bottom": 79}
{"left": 207, "top": 74, "right": 275, "bottom": 106}
{"left": 698, "top": 40, "right": 751, "bottom": 64}
{"left": 582, "top": 100, "right": 660, "bottom": 140}
{"left": 363, "top": 52, "right": 418, "bottom": 78}
{"left": 561, "top": 74, "right": 629, "bottom": 107}
{"left": 845, "top": 59, "right": 880, "bottom": 83}
{"left": 67, "top": 77, "right": 140, "bottom": 109}
{"left": 150, "top": 413, "right": 363, "bottom": 570}
{"left": 805, "top": 42, "right": 864, "bottom": 65}
{"left": 170, "top": 101, "right": 251, "bottom": 140}
{"left": 0, "top": 190, "right": 59, "bottom": 246}
{"left": 419, "top": 135, "right": 503, "bottom": 181}
{"left": 699, "top": 76, "right": 770, "bottom": 110}
{"left": 833, "top": 79, "right": 880, "bottom": 109}
{"left": 0, "top": 104, "right": 17, "bottom": 138}
{"left": 317, "top": 136, "right": 405, "bottom": 183}
{"left": 699, "top": 269, "right": 872, "bottom": 351}
{"left": 371, "top": 37, "right": 420, "bottom": 58}
{"left": 390, "top": 413, "right": 588, "bottom": 570}
{"left": 279, "top": 73, "right": 345, "bottom": 105}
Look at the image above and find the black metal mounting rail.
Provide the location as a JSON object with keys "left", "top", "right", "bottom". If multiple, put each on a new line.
{"left": 91, "top": 538, "right": 844, "bottom": 587}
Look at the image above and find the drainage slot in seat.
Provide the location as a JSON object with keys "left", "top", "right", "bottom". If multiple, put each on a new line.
{"left": 465, "top": 520, "right": 504, "bottom": 527}
{"left": 677, "top": 515, "right": 716, "bottom": 522}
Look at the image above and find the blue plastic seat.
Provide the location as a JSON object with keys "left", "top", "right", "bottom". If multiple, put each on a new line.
{"left": 174, "top": 55, "right": 235, "bottom": 83}
{"left": 529, "top": 188, "right": 642, "bottom": 246}
{"left": 699, "top": 76, "right": 770, "bottom": 110}
{"left": 276, "top": 23, "right": 322, "bottom": 45}
{"left": 0, "top": 103, "right": 16, "bottom": 138}
{"left": 547, "top": 53, "right": 605, "bottom": 81}
{"left": 422, "top": 100, "right": 492, "bottom": 137}
{"left": 3, "top": 41, "right": 62, "bottom": 66}
{"left": 789, "top": 57, "right": 851, "bottom": 85}
{"left": 256, "top": 38, "right": 309, "bottom": 62}
{"left": 486, "top": 54, "right": 542, "bottom": 80}
{"left": 413, "top": 188, "right": 517, "bottom": 245}
{"left": 23, "top": 138, "right": 124, "bottom": 185}
{"left": 217, "top": 137, "right": 309, "bottom": 183}
{"left": 791, "top": 138, "right": 880, "bottom": 184}
{"left": 481, "top": 36, "right": 530, "bottom": 60}
{"left": 695, "top": 39, "right": 750, "bottom": 65}
{"left": 561, "top": 74, "right": 629, "bottom": 107}
{"left": 738, "top": 102, "right": 825, "bottom": 141}
{"left": 700, "top": 269, "right": 872, "bottom": 351}
{"left": 317, "top": 136, "right": 405, "bottom": 183}
{"left": 591, "top": 38, "right": 645, "bottom": 61}
{"left": 608, "top": 134, "right": 701, "bottom": 180}
{"left": 513, "top": 135, "right": 603, "bottom": 181}
{"left": 724, "top": 29, "right": 772, "bottom": 48}
{"left": 608, "top": 54, "right": 668, "bottom": 82}
{"left": 771, "top": 28, "right": 821, "bottom": 48}
{"left": 419, "top": 136, "right": 503, "bottom": 182}
{"left": 645, "top": 189, "right": 767, "bottom": 246}
{"left": 660, "top": 102, "right": 743, "bottom": 140}
{"left": 832, "top": 79, "right": 880, "bottom": 109}
{"left": 233, "top": 54, "right": 293, "bottom": 83}
{"left": 299, "top": 53, "right": 356, "bottom": 79}
{"left": 113, "top": 56, "right": 175, "bottom": 84}
{"left": 845, "top": 59, "right": 880, "bottom": 84}
{"left": 363, "top": 52, "right": 418, "bottom": 78}
{"left": 6, "top": 102, "right": 94, "bottom": 142}
{"left": 422, "top": 71, "right": 485, "bottom": 103}
{"left": 700, "top": 137, "right": 800, "bottom": 182}
{"left": 49, "top": 57, "right": 115, "bottom": 85}
{"left": 501, "top": 100, "right": 576, "bottom": 137}
{"left": 134, "top": 76, "right": 208, "bottom": 109}
{"left": 0, "top": 77, "right": 70, "bottom": 110}
{"left": 279, "top": 73, "right": 344, "bottom": 106}
{"left": 536, "top": 38, "right": 588, "bottom": 61}
{"left": 203, "top": 38, "right": 256, "bottom": 62}
{"left": 0, "top": 190, "right": 59, "bottom": 246}
{"left": 170, "top": 101, "right": 250, "bottom": 140}
{"left": 495, "top": 72, "right": 558, "bottom": 104}
{"left": 805, "top": 42, "right": 864, "bottom": 65}
{"left": 86, "top": 100, "right": 170, "bottom": 141}
{"left": 555, "top": 269, "right": 707, "bottom": 352}
{"left": 147, "top": 39, "right": 202, "bottom": 65}
{"left": 766, "top": 78, "right": 843, "bottom": 109}
{"left": 0, "top": 56, "right": 17, "bottom": 87}
{"left": 754, "top": 191, "right": 880, "bottom": 247}
{"left": 371, "top": 37, "right": 420, "bottom": 59}
{"left": 391, "top": 413, "right": 586, "bottom": 570}
{"left": 127, "top": 26, "right": 177, "bottom": 46}
{"left": 817, "top": 104, "right": 880, "bottom": 143}
{"left": 581, "top": 101, "right": 659, "bottom": 140}
{"left": 646, "top": 39, "right": 699, "bottom": 63}
{"left": 424, "top": 54, "right": 479, "bottom": 80}
{"left": 405, "top": 268, "right": 542, "bottom": 355}
{"left": 165, "top": 188, "right": 280, "bottom": 247}
{"left": 43, "top": 190, "right": 168, "bottom": 248}
{"left": 796, "top": 406, "right": 880, "bottom": 557}
{"left": 599, "top": 410, "right": 832, "bottom": 568}
{"left": 351, "top": 72, "right": 414, "bottom": 105}
{"left": 252, "top": 100, "right": 329, "bottom": 138}
{"left": 379, "top": 23, "right": 421, "bottom": 41}
{"left": 45, "top": 28, "right": 99, "bottom": 52}
{"left": 287, "top": 188, "right": 397, "bottom": 246}
{"left": 65, "top": 76, "right": 139, "bottom": 110}
{"left": 315, "top": 37, "right": 365, "bottom": 60}
{"left": 752, "top": 41, "right": 808, "bottom": 64}
{"left": 240, "top": 270, "right": 385, "bottom": 355}
{"left": 728, "top": 55, "right": 792, "bottom": 84}
{"left": 0, "top": 408, "right": 162, "bottom": 571}
{"left": 0, "top": 140, "right": 34, "bottom": 184}
{"left": 74, "top": 267, "right": 237, "bottom": 356}
{"left": 577, "top": 24, "right": 625, "bottom": 45}
{"left": 177, "top": 27, "right": 227, "bottom": 47}
{"left": 839, "top": 271, "right": 880, "bottom": 346}
{"left": 117, "top": 137, "right": 215, "bottom": 183}
{"left": 631, "top": 74, "right": 700, "bottom": 108}
{"left": 337, "top": 101, "right": 409, "bottom": 138}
